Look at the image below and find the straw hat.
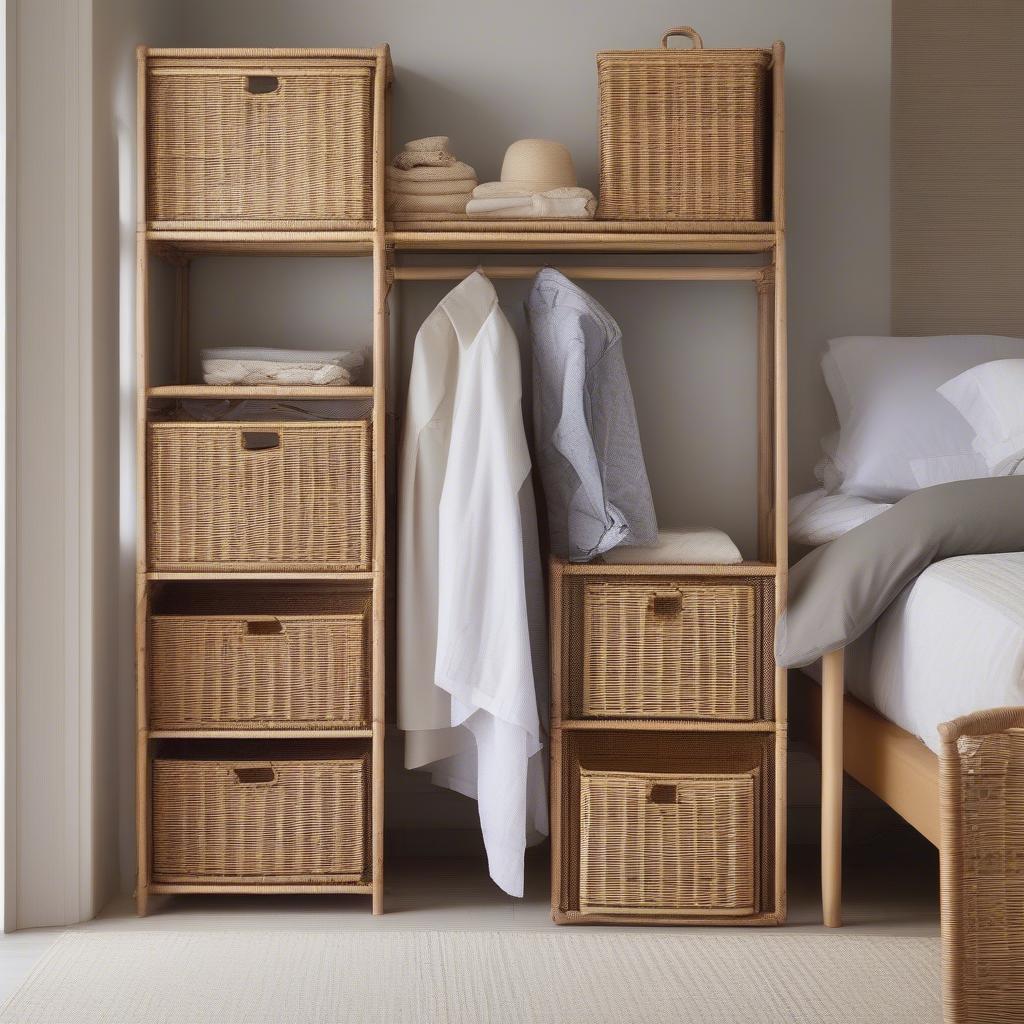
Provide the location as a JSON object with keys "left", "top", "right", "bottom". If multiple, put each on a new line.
{"left": 499, "top": 139, "right": 577, "bottom": 192}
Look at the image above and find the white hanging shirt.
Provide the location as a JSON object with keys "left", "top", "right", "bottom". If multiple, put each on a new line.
{"left": 397, "top": 271, "right": 548, "bottom": 896}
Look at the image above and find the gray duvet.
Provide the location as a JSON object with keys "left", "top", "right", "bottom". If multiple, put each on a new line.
{"left": 776, "top": 477, "right": 1024, "bottom": 668}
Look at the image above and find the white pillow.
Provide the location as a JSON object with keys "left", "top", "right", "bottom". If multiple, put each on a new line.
{"left": 822, "top": 335, "right": 1024, "bottom": 500}
{"left": 939, "top": 359, "right": 1024, "bottom": 475}
{"left": 789, "top": 489, "right": 892, "bottom": 547}
{"left": 600, "top": 527, "right": 742, "bottom": 565}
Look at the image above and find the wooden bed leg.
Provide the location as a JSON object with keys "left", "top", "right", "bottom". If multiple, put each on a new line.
{"left": 821, "top": 647, "right": 845, "bottom": 928}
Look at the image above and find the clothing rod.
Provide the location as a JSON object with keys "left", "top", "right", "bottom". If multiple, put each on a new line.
{"left": 392, "top": 266, "right": 766, "bottom": 283}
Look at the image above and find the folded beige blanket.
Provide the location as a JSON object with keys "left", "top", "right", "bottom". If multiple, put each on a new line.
{"left": 389, "top": 177, "right": 477, "bottom": 197}
{"left": 387, "top": 191, "right": 472, "bottom": 215}
{"left": 387, "top": 161, "right": 477, "bottom": 182}
{"left": 392, "top": 136, "right": 460, "bottom": 171}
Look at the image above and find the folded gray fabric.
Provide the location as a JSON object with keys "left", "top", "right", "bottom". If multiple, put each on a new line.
{"left": 777, "top": 477, "right": 1024, "bottom": 667}
{"left": 528, "top": 268, "right": 657, "bottom": 561}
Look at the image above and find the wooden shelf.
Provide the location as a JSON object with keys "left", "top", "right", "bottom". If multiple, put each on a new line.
{"left": 149, "top": 728, "right": 373, "bottom": 740}
{"left": 556, "top": 559, "right": 777, "bottom": 577}
{"left": 147, "top": 385, "right": 374, "bottom": 400}
{"left": 149, "top": 882, "right": 374, "bottom": 896}
{"left": 559, "top": 719, "right": 778, "bottom": 733}
{"left": 146, "top": 571, "right": 376, "bottom": 582}
{"left": 145, "top": 222, "right": 775, "bottom": 258}
{"left": 147, "top": 229, "right": 376, "bottom": 258}
{"left": 390, "top": 221, "right": 775, "bottom": 254}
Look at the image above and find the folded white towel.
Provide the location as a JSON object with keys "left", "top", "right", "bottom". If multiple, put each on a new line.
{"left": 389, "top": 177, "right": 478, "bottom": 197}
{"left": 387, "top": 161, "right": 477, "bottom": 183}
{"left": 466, "top": 194, "right": 595, "bottom": 219}
{"left": 200, "top": 347, "right": 364, "bottom": 387}
{"left": 471, "top": 183, "right": 595, "bottom": 201}
{"left": 600, "top": 527, "right": 742, "bottom": 565}
{"left": 388, "top": 191, "right": 474, "bottom": 215}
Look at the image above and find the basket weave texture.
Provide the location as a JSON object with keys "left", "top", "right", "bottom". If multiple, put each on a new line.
{"left": 580, "top": 580, "right": 758, "bottom": 720}
{"left": 598, "top": 29, "right": 770, "bottom": 220}
{"left": 147, "top": 62, "right": 373, "bottom": 227}
{"left": 147, "top": 421, "right": 371, "bottom": 572}
{"left": 150, "top": 596, "right": 369, "bottom": 731}
{"left": 579, "top": 767, "right": 757, "bottom": 915}
{"left": 152, "top": 755, "right": 367, "bottom": 884}
{"left": 557, "top": 731, "right": 774, "bottom": 922}
{"left": 939, "top": 711, "right": 1024, "bottom": 1023}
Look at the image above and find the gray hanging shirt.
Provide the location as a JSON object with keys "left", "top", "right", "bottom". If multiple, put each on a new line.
{"left": 528, "top": 268, "right": 658, "bottom": 561}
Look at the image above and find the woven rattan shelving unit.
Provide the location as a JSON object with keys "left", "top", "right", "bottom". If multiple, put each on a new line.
{"left": 135, "top": 46, "right": 393, "bottom": 915}
{"left": 547, "top": 41, "right": 788, "bottom": 926}
{"left": 136, "top": 38, "right": 786, "bottom": 921}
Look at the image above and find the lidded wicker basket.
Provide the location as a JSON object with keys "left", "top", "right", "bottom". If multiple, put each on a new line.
{"left": 597, "top": 27, "right": 771, "bottom": 221}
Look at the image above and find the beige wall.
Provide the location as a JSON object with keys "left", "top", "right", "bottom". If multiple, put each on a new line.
{"left": 892, "top": 0, "right": 1024, "bottom": 337}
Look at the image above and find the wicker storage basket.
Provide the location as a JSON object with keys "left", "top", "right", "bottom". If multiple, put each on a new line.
{"left": 597, "top": 27, "right": 770, "bottom": 221}
{"left": 939, "top": 709, "right": 1024, "bottom": 1024}
{"left": 579, "top": 578, "right": 767, "bottom": 720}
{"left": 150, "top": 594, "right": 370, "bottom": 731}
{"left": 579, "top": 765, "right": 757, "bottom": 916}
{"left": 146, "top": 57, "right": 374, "bottom": 228}
{"left": 147, "top": 420, "right": 371, "bottom": 572}
{"left": 556, "top": 731, "right": 775, "bottom": 923}
{"left": 152, "top": 752, "right": 367, "bottom": 884}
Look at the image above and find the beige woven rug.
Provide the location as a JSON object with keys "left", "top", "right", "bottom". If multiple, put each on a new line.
{"left": 0, "top": 930, "right": 940, "bottom": 1023}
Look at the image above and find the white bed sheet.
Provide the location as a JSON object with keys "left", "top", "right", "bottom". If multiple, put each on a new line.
{"left": 823, "top": 552, "right": 1024, "bottom": 753}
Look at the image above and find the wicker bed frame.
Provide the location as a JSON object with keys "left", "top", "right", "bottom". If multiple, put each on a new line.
{"left": 795, "top": 661, "right": 1024, "bottom": 1024}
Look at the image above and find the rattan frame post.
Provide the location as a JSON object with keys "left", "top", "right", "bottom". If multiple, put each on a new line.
{"left": 135, "top": 46, "right": 393, "bottom": 915}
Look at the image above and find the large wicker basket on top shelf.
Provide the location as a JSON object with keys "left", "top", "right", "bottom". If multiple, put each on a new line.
{"left": 146, "top": 54, "right": 376, "bottom": 228}
{"left": 597, "top": 27, "right": 771, "bottom": 221}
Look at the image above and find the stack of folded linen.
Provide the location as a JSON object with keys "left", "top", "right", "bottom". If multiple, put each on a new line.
{"left": 466, "top": 183, "right": 596, "bottom": 220}
{"left": 200, "top": 347, "right": 364, "bottom": 387}
{"left": 386, "top": 137, "right": 477, "bottom": 222}
{"left": 466, "top": 138, "right": 596, "bottom": 221}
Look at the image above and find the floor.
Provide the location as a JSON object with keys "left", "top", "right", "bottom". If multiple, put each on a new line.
{"left": 0, "top": 830, "right": 940, "bottom": 1007}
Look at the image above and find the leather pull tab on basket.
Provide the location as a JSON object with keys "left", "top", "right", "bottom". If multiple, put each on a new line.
{"left": 245, "top": 75, "right": 280, "bottom": 95}
{"left": 660, "top": 26, "right": 704, "bottom": 49}
{"left": 233, "top": 765, "right": 276, "bottom": 785}
{"left": 245, "top": 619, "right": 284, "bottom": 637}
{"left": 649, "top": 784, "right": 678, "bottom": 805}
{"left": 241, "top": 430, "right": 280, "bottom": 452}
{"left": 649, "top": 592, "right": 683, "bottom": 616}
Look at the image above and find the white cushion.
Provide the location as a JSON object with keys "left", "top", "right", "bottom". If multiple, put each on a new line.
{"left": 939, "top": 359, "right": 1024, "bottom": 475}
{"left": 600, "top": 527, "right": 741, "bottom": 565}
{"left": 789, "top": 488, "right": 892, "bottom": 546}
{"left": 822, "top": 335, "right": 1024, "bottom": 500}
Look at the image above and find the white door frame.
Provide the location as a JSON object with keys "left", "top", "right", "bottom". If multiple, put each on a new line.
{"left": 4, "top": 0, "right": 100, "bottom": 931}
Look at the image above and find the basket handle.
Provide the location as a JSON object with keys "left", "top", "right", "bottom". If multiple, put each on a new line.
{"left": 233, "top": 764, "right": 277, "bottom": 786}
{"left": 241, "top": 430, "right": 280, "bottom": 452}
{"left": 648, "top": 591, "right": 683, "bottom": 617}
{"left": 648, "top": 783, "right": 679, "bottom": 805}
{"left": 245, "top": 75, "right": 281, "bottom": 96}
{"left": 244, "top": 618, "right": 284, "bottom": 637}
{"left": 660, "top": 26, "right": 704, "bottom": 50}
